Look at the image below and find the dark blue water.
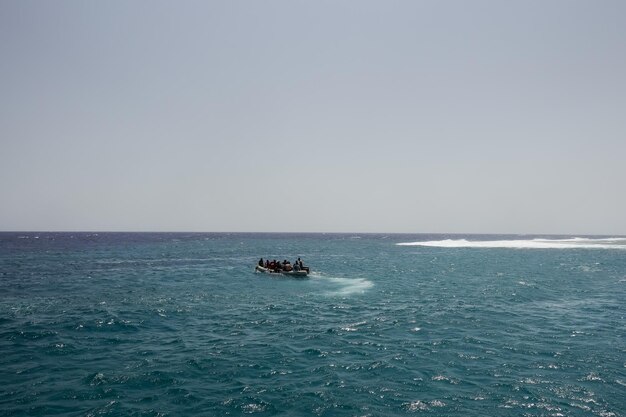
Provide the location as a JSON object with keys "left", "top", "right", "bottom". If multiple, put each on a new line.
{"left": 1, "top": 232, "right": 625, "bottom": 416}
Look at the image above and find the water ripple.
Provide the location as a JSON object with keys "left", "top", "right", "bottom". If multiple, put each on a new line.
{"left": 0, "top": 232, "right": 624, "bottom": 416}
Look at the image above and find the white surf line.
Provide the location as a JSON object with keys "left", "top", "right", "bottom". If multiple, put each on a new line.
{"left": 396, "top": 237, "right": 626, "bottom": 250}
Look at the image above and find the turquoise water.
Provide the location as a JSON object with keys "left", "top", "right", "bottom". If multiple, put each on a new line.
{"left": 1, "top": 232, "right": 625, "bottom": 416}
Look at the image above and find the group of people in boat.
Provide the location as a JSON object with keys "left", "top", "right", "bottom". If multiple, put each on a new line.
{"left": 258, "top": 257, "right": 309, "bottom": 273}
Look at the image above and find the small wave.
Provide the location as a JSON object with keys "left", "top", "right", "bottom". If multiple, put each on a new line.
{"left": 580, "top": 372, "right": 604, "bottom": 382}
{"left": 431, "top": 375, "right": 459, "bottom": 384}
{"left": 405, "top": 400, "right": 429, "bottom": 411}
{"left": 396, "top": 237, "right": 626, "bottom": 250}
{"left": 340, "top": 320, "right": 367, "bottom": 332}
{"left": 241, "top": 403, "right": 266, "bottom": 413}
{"left": 88, "top": 372, "right": 107, "bottom": 386}
{"left": 404, "top": 400, "right": 445, "bottom": 411}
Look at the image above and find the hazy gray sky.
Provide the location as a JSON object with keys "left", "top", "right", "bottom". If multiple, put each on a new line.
{"left": 1, "top": 1, "right": 625, "bottom": 234}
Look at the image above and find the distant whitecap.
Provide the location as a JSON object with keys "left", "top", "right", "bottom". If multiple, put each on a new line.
{"left": 396, "top": 237, "right": 626, "bottom": 250}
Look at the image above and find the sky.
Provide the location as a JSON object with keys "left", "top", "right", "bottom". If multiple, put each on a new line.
{"left": 1, "top": 1, "right": 625, "bottom": 234}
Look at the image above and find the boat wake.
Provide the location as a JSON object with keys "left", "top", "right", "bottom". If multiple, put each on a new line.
{"left": 396, "top": 237, "right": 626, "bottom": 250}
{"left": 309, "top": 272, "right": 374, "bottom": 296}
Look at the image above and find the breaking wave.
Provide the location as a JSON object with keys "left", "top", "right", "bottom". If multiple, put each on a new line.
{"left": 396, "top": 237, "right": 626, "bottom": 250}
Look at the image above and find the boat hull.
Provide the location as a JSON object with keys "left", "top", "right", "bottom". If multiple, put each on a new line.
{"left": 255, "top": 265, "right": 309, "bottom": 278}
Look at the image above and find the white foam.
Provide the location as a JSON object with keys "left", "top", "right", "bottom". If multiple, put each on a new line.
{"left": 396, "top": 237, "right": 626, "bottom": 250}
{"left": 311, "top": 272, "right": 374, "bottom": 295}
{"left": 340, "top": 321, "right": 367, "bottom": 332}
{"left": 330, "top": 277, "right": 373, "bottom": 295}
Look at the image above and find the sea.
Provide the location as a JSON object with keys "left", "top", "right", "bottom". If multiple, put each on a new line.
{"left": 1, "top": 232, "right": 624, "bottom": 417}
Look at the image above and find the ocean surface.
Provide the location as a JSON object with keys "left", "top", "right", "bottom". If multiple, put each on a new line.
{"left": 1, "top": 232, "right": 625, "bottom": 417}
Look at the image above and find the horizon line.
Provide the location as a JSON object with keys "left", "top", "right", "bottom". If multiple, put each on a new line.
{"left": 1, "top": 230, "right": 625, "bottom": 237}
